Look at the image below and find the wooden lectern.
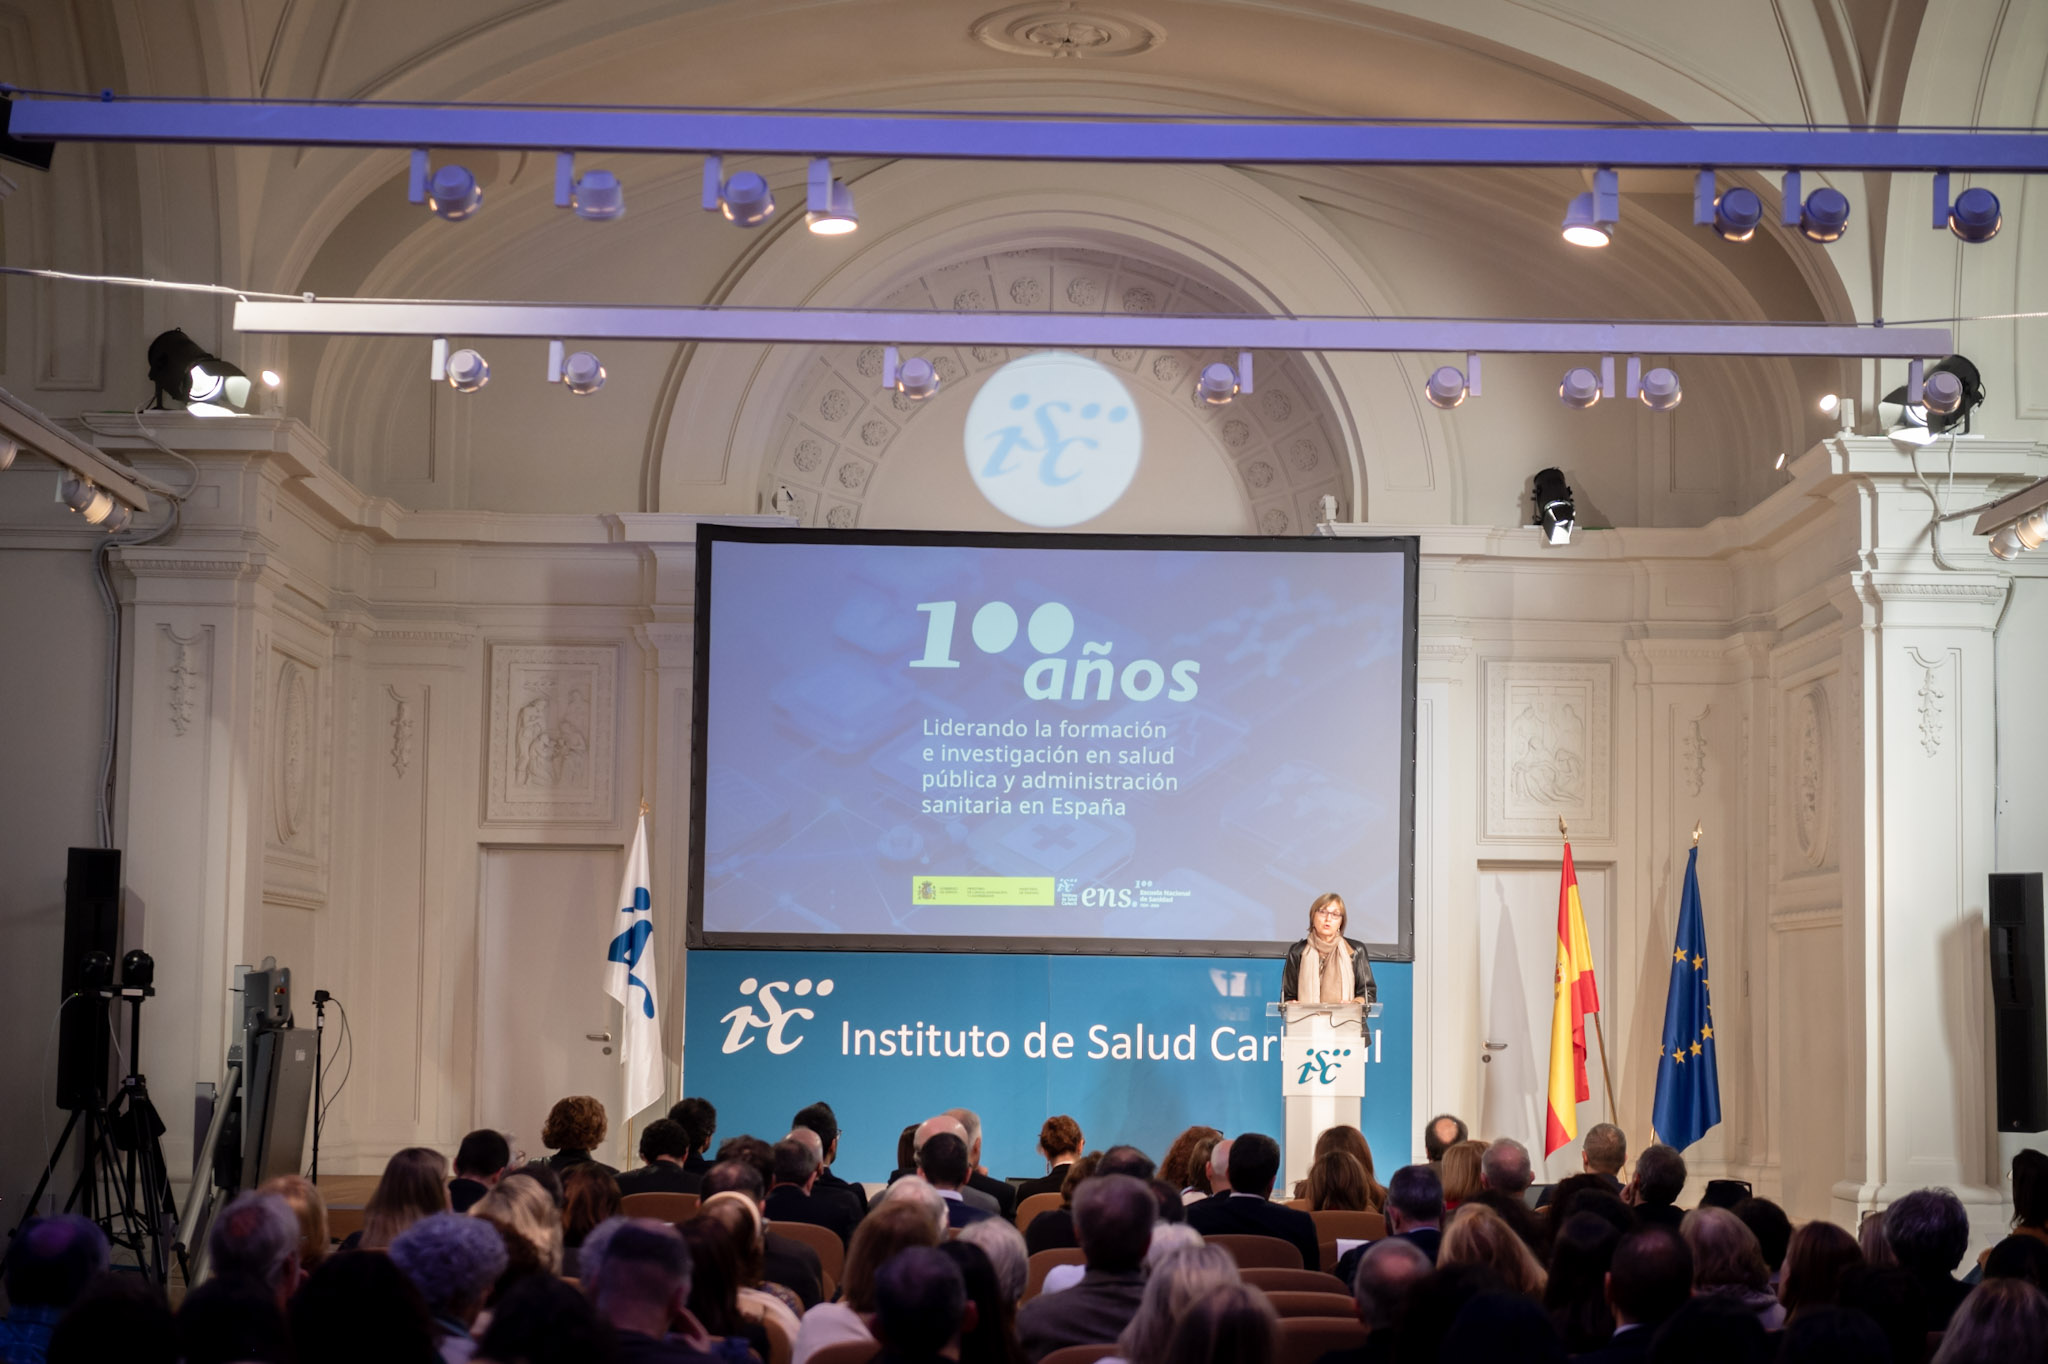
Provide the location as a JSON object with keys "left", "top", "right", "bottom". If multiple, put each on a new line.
{"left": 1268, "top": 1001, "right": 1380, "bottom": 1187}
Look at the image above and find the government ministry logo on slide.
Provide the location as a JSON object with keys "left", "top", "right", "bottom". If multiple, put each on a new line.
{"left": 964, "top": 352, "right": 1142, "bottom": 527}
{"left": 720, "top": 976, "right": 835, "bottom": 1055}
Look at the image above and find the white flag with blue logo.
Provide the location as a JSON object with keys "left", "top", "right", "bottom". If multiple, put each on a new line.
{"left": 603, "top": 813, "right": 664, "bottom": 1121}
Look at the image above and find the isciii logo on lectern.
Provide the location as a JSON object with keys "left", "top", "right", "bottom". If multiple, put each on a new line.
{"left": 963, "top": 352, "right": 1143, "bottom": 527}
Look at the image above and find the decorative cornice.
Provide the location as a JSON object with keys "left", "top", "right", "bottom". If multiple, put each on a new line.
{"left": 118, "top": 553, "right": 269, "bottom": 581}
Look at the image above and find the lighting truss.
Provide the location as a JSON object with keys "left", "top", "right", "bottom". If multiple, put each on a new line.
{"left": 230, "top": 299, "right": 1951, "bottom": 359}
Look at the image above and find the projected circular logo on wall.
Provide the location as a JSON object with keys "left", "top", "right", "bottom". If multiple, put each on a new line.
{"left": 963, "top": 352, "right": 1143, "bottom": 527}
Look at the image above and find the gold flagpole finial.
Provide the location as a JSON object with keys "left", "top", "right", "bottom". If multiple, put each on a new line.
{"left": 640, "top": 797, "right": 651, "bottom": 817}
{"left": 1691, "top": 820, "right": 1702, "bottom": 847}
{"left": 1559, "top": 815, "right": 1568, "bottom": 839}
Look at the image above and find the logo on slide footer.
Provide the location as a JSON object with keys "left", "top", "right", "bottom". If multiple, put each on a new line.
{"left": 964, "top": 352, "right": 1143, "bottom": 527}
{"left": 720, "top": 976, "right": 834, "bottom": 1055}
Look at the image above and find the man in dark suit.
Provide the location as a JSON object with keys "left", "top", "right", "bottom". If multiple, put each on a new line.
{"left": 614, "top": 1119, "right": 704, "bottom": 1198}
{"left": 764, "top": 1136, "right": 859, "bottom": 1246}
{"left": 448, "top": 1129, "right": 511, "bottom": 1212}
{"left": 1024, "top": 1145, "right": 1153, "bottom": 1253}
{"left": 892, "top": 1116, "right": 1001, "bottom": 1217}
{"left": 793, "top": 1101, "right": 868, "bottom": 1215}
{"left": 1626, "top": 1144, "right": 1688, "bottom": 1231}
{"left": 1576, "top": 1226, "right": 1692, "bottom": 1364}
{"left": 872, "top": 1246, "right": 968, "bottom": 1364}
{"left": 1535, "top": 1121, "right": 1627, "bottom": 1209}
{"left": 1311, "top": 1236, "right": 1435, "bottom": 1364}
{"left": 916, "top": 1133, "right": 993, "bottom": 1229}
{"left": 1468, "top": 1138, "right": 1545, "bottom": 1256}
{"left": 668, "top": 1096, "right": 717, "bottom": 1177}
{"left": 1335, "top": 1165, "right": 1445, "bottom": 1287}
{"left": 1016, "top": 1173, "right": 1153, "bottom": 1362}
{"left": 944, "top": 1107, "right": 1016, "bottom": 1219}
{"left": 701, "top": 1157, "right": 822, "bottom": 1309}
{"left": 1184, "top": 1132, "right": 1318, "bottom": 1271}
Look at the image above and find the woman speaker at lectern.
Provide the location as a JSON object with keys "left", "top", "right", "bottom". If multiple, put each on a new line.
{"left": 1281, "top": 892, "right": 1378, "bottom": 1005}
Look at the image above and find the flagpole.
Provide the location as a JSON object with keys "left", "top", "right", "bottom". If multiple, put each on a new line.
{"left": 624, "top": 795, "right": 652, "bottom": 1160}
{"left": 1562, "top": 815, "right": 1621, "bottom": 1128}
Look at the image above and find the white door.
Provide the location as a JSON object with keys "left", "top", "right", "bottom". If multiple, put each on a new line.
{"left": 1476, "top": 864, "right": 1612, "bottom": 1182}
{"left": 478, "top": 845, "right": 632, "bottom": 1170}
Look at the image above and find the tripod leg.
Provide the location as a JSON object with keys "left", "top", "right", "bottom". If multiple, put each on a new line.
{"left": 1, "top": 1109, "right": 83, "bottom": 1279}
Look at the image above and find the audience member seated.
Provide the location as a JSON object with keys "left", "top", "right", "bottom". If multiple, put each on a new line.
{"left": 1931, "top": 1275, "right": 2048, "bottom": 1364}
{"left": 473, "top": 1272, "right": 612, "bottom": 1364}
{"left": 1422, "top": 1114, "right": 1469, "bottom": 1174}
{"left": 581, "top": 1216, "right": 737, "bottom": 1364}
{"left": 681, "top": 1214, "right": 772, "bottom": 1364}
{"left": 288, "top": 1243, "right": 443, "bottom": 1364}
{"left": 44, "top": 1274, "right": 175, "bottom": 1364}
{"left": 471, "top": 1169, "right": 566, "bottom": 1296}
{"left": 1775, "top": 1219, "right": 1862, "bottom": 1322}
{"left": 206, "top": 1191, "right": 305, "bottom": 1312}
{"left": 1546, "top": 1174, "right": 1632, "bottom": 1237}
{"left": 1625, "top": 1145, "right": 1687, "bottom": 1231}
{"left": 1536, "top": 1123, "right": 1628, "bottom": 1208}
{"left": 1203, "top": 1140, "right": 1231, "bottom": 1197}
{"left": 701, "top": 1190, "right": 806, "bottom": 1340}
{"left": 1437, "top": 1292, "right": 1567, "bottom": 1364}
{"left": 1157, "top": 1126, "right": 1220, "bottom": 1208}
{"left": 1018, "top": 1115, "right": 1086, "bottom": 1203}
{"left": 1856, "top": 1208, "right": 1896, "bottom": 1268}
{"left": 562, "top": 1164, "right": 623, "bottom": 1278}
{"left": 1679, "top": 1207, "right": 1784, "bottom": 1331}
{"left": 1317, "top": 1236, "right": 1431, "bottom": 1364}
{"left": 940, "top": 1237, "right": 1025, "bottom": 1364}
{"left": 1469, "top": 1138, "right": 1543, "bottom": 1254}
{"left": 792, "top": 1102, "right": 868, "bottom": 1215}
{"left": 1575, "top": 1225, "right": 1691, "bottom": 1364}
{"left": 1160, "top": 1281, "right": 1278, "bottom": 1364}
{"left": 1440, "top": 1204, "right": 1546, "bottom": 1299}
{"left": 1439, "top": 1140, "right": 1486, "bottom": 1210}
{"left": 872, "top": 1246, "right": 969, "bottom": 1364}
{"left": 1645, "top": 1294, "right": 1771, "bottom": 1364}
{"left": 543, "top": 1095, "right": 621, "bottom": 1178}
{"left": 1772, "top": 1306, "right": 1890, "bottom": 1364}
{"left": 901, "top": 1116, "right": 1001, "bottom": 1216}
{"left": 670, "top": 1097, "right": 720, "bottom": 1176}
{"left": 1300, "top": 1126, "right": 1386, "bottom": 1213}
{"left": 1543, "top": 1212, "right": 1619, "bottom": 1353}
{"left": 176, "top": 1276, "right": 291, "bottom": 1364}
{"left": 355, "top": 1146, "right": 455, "bottom": 1252}
{"left": 958, "top": 1217, "right": 1032, "bottom": 1313}
{"left": 1110, "top": 1243, "right": 1239, "bottom": 1364}
{"left": 894, "top": 1125, "right": 920, "bottom": 1181}
{"left": 1305, "top": 1149, "right": 1373, "bottom": 1212}
{"left": 703, "top": 1156, "right": 823, "bottom": 1309}
{"left": 766, "top": 1135, "right": 859, "bottom": 1244}
{"left": 1024, "top": 1153, "right": 1099, "bottom": 1254}
{"left": 618, "top": 1118, "right": 706, "bottom": 1198}
{"left": 947, "top": 1108, "right": 1019, "bottom": 1219}
{"left": 258, "top": 1173, "right": 332, "bottom": 1273}
{"left": 1728, "top": 1197, "right": 1790, "bottom": 1288}
{"left": 878, "top": 1174, "right": 951, "bottom": 1242}
{"left": 0, "top": 1215, "right": 107, "bottom": 1364}
{"left": 1017, "top": 1173, "right": 1155, "bottom": 1362}
{"left": 1885, "top": 1186, "right": 1975, "bottom": 1331}
{"left": 513, "top": 1160, "right": 568, "bottom": 1210}
{"left": 2009, "top": 1149, "right": 2048, "bottom": 1250}
{"left": 1837, "top": 1265, "right": 1927, "bottom": 1364}
{"left": 389, "top": 1211, "right": 508, "bottom": 1364}
{"left": 448, "top": 1129, "right": 513, "bottom": 1212}
{"left": 1146, "top": 1181, "right": 1187, "bottom": 1226}
{"left": 793, "top": 1202, "right": 940, "bottom": 1364}
{"left": 1184, "top": 1133, "right": 1318, "bottom": 1271}
{"left": 1181, "top": 1133, "right": 1223, "bottom": 1205}
{"left": 919, "top": 1131, "right": 995, "bottom": 1228}
{"left": 1983, "top": 1233, "right": 2048, "bottom": 1290}
{"left": 1334, "top": 1162, "right": 1445, "bottom": 1289}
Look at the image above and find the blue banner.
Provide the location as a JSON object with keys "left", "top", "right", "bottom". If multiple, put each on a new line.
{"left": 683, "top": 950, "right": 1411, "bottom": 1189}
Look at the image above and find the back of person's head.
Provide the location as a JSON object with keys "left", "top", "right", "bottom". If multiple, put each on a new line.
{"left": 3, "top": 1214, "right": 108, "bottom": 1308}
{"left": 1439, "top": 1292, "right": 1567, "bottom": 1364}
{"left": 1354, "top": 1235, "right": 1433, "bottom": 1330}
{"left": 1480, "top": 1138, "right": 1534, "bottom": 1196}
{"left": 1315, "top": 1125, "right": 1379, "bottom": 1181}
{"left": 1775, "top": 1305, "right": 1893, "bottom": 1364}
{"left": 1074, "top": 1172, "right": 1156, "bottom": 1273}
{"left": 773, "top": 1136, "right": 820, "bottom": 1187}
{"left": 1061, "top": 1151, "right": 1102, "bottom": 1202}
{"left": 288, "top": 1244, "right": 441, "bottom": 1364}
{"left": 1440, "top": 1204, "right": 1546, "bottom": 1298}
{"left": 1307, "top": 1150, "right": 1371, "bottom": 1212}
{"left": 678, "top": 1215, "right": 746, "bottom": 1335}
{"left": 1633, "top": 1145, "right": 1687, "bottom": 1208}
{"left": 508, "top": 1161, "right": 566, "bottom": 1209}
{"left": 1549, "top": 1174, "right": 1627, "bottom": 1230}
{"left": 714, "top": 1135, "right": 775, "bottom": 1184}
{"left": 1680, "top": 1206, "right": 1770, "bottom": 1292}
{"left": 843, "top": 1200, "right": 945, "bottom": 1310}
{"left": 1386, "top": 1164, "right": 1446, "bottom": 1227}
{"left": 1226, "top": 1132, "right": 1282, "bottom": 1199}
{"left": 177, "top": 1275, "right": 291, "bottom": 1364}
{"left": 1161, "top": 1125, "right": 1222, "bottom": 1191}
{"left": 1115, "top": 1243, "right": 1239, "bottom": 1364}
{"left": 637, "top": 1117, "right": 693, "bottom": 1165}
{"left": 874, "top": 1245, "right": 968, "bottom": 1357}
{"left": 1647, "top": 1294, "right": 1771, "bottom": 1364}
{"left": 1581, "top": 1123, "right": 1627, "bottom": 1176}
{"left": 898, "top": 1122, "right": 921, "bottom": 1170}
{"left": 363, "top": 1146, "right": 452, "bottom": 1250}
{"left": 1606, "top": 1226, "right": 1693, "bottom": 1328}
{"left": 1986, "top": 1232, "right": 2048, "bottom": 1289}
{"left": 1543, "top": 1212, "right": 1620, "bottom": 1352}
{"left": 455, "top": 1128, "right": 512, "bottom": 1178}
{"left": 793, "top": 1101, "right": 840, "bottom": 1155}
{"left": 2015, "top": 1148, "right": 2048, "bottom": 1230}
{"left": 582, "top": 1218, "right": 692, "bottom": 1320}
{"left": 473, "top": 1170, "right": 566, "bottom": 1279}
{"left": 668, "top": 1096, "right": 717, "bottom": 1153}
{"left": 1424, "top": 1114, "right": 1469, "bottom": 1163}
{"left": 1857, "top": 1208, "right": 1896, "bottom": 1267}
{"left": 258, "top": 1174, "right": 331, "bottom": 1271}
{"left": 1149, "top": 1179, "right": 1188, "bottom": 1225}
{"left": 561, "top": 1164, "right": 622, "bottom": 1246}
{"left": 1885, "top": 1187, "right": 1970, "bottom": 1277}
{"left": 1099, "top": 1144, "right": 1157, "bottom": 1181}
{"left": 1439, "top": 1141, "right": 1486, "bottom": 1205}
{"left": 205, "top": 1191, "right": 300, "bottom": 1292}
{"left": 957, "top": 1216, "right": 1030, "bottom": 1305}
{"left": 1837, "top": 1265, "right": 1927, "bottom": 1364}
{"left": 389, "top": 1210, "right": 509, "bottom": 1318}
{"left": 937, "top": 1239, "right": 1010, "bottom": 1364}
{"left": 47, "top": 1273, "right": 175, "bottom": 1364}
{"left": 1931, "top": 1275, "right": 2048, "bottom": 1364}
{"left": 918, "top": 1130, "right": 971, "bottom": 1187}
{"left": 1778, "top": 1219, "right": 1862, "bottom": 1318}
{"left": 542, "top": 1094, "right": 609, "bottom": 1152}
{"left": 1159, "top": 1281, "right": 1278, "bottom": 1364}
{"left": 1397, "top": 1263, "right": 1505, "bottom": 1364}
{"left": 1729, "top": 1196, "right": 1791, "bottom": 1274}
{"left": 878, "top": 1170, "right": 949, "bottom": 1240}
{"left": 701, "top": 1156, "right": 767, "bottom": 1202}
{"left": 474, "top": 1271, "right": 611, "bottom": 1364}
{"left": 698, "top": 1193, "right": 766, "bottom": 1286}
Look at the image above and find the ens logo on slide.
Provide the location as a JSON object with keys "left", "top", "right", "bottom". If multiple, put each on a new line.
{"left": 719, "top": 976, "right": 833, "bottom": 1055}
{"left": 963, "top": 352, "right": 1142, "bottom": 528}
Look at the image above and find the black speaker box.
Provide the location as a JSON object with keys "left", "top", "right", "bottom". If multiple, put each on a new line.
{"left": 1989, "top": 872, "right": 2048, "bottom": 1134}
{"left": 56, "top": 847, "right": 121, "bottom": 1111}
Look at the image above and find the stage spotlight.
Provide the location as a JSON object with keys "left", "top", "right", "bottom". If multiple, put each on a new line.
{"left": 260, "top": 369, "right": 283, "bottom": 390}
{"left": 1922, "top": 369, "right": 1964, "bottom": 417}
{"left": 426, "top": 164, "right": 483, "bottom": 221}
{"left": 1972, "top": 475, "right": 2048, "bottom": 561}
{"left": 1637, "top": 366, "right": 1682, "bottom": 411}
{"left": 147, "top": 329, "right": 252, "bottom": 412}
{"left": 562, "top": 350, "right": 605, "bottom": 396}
{"left": 1562, "top": 192, "right": 1612, "bottom": 247}
{"left": 102, "top": 502, "right": 132, "bottom": 533}
{"left": 571, "top": 169, "right": 625, "bottom": 221}
{"left": 0, "top": 439, "right": 15, "bottom": 469}
{"left": 1712, "top": 186, "right": 1762, "bottom": 242}
{"left": 1948, "top": 186, "right": 2001, "bottom": 243}
{"left": 2017, "top": 510, "right": 2048, "bottom": 553}
{"left": 445, "top": 348, "right": 490, "bottom": 393}
{"left": 1425, "top": 366, "right": 1469, "bottom": 409}
{"left": 806, "top": 158, "right": 857, "bottom": 235}
{"left": 1798, "top": 186, "right": 1851, "bottom": 243}
{"left": 1882, "top": 354, "right": 1982, "bottom": 439}
{"left": 1559, "top": 366, "right": 1602, "bottom": 410}
{"left": 1991, "top": 525, "right": 2025, "bottom": 561}
{"left": 1195, "top": 352, "right": 1254, "bottom": 407}
{"left": 702, "top": 157, "right": 775, "bottom": 227}
{"left": 1533, "top": 467, "right": 1575, "bottom": 546}
{"left": 1818, "top": 393, "right": 1838, "bottom": 414}
{"left": 60, "top": 472, "right": 113, "bottom": 525}
{"left": 883, "top": 347, "right": 940, "bottom": 401}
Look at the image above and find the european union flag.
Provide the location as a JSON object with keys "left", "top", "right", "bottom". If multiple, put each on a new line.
{"left": 1652, "top": 846, "right": 1721, "bottom": 1151}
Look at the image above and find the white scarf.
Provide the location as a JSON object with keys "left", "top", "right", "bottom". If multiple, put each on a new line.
{"left": 1300, "top": 935, "right": 1352, "bottom": 1004}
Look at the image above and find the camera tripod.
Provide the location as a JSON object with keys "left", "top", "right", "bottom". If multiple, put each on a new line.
{"left": 6, "top": 987, "right": 184, "bottom": 1285}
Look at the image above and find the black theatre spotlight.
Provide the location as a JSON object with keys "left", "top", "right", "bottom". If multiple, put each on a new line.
{"left": 1533, "top": 467, "right": 1576, "bottom": 546}
{"left": 147, "top": 329, "right": 251, "bottom": 413}
{"left": 1882, "top": 354, "right": 1984, "bottom": 441}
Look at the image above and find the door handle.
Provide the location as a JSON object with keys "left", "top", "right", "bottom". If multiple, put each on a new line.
{"left": 586, "top": 1031, "right": 613, "bottom": 1042}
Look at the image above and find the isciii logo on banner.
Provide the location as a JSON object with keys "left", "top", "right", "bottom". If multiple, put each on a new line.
{"left": 720, "top": 975, "right": 833, "bottom": 1055}
{"left": 964, "top": 352, "right": 1142, "bottom": 527}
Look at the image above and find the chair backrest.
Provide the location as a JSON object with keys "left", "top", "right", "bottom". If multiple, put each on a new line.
{"left": 620, "top": 1191, "right": 700, "bottom": 1223}
{"left": 759, "top": 1308, "right": 795, "bottom": 1364}
{"left": 1285, "top": 1198, "right": 1311, "bottom": 1211}
{"left": 1040, "top": 1346, "right": 1120, "bottom": 1364}
{"left": 1263, "top": 1291, "right": 1358, "bottom": 1319}
{"left": 1240, "top": 1267, "right": 1350, "bottom": 1294}
{"left": 1024, "top": 1246, "right": 1088, "bottom": 1301}
{"left": 1015, "top": 1191, "right": 1064, "bottom": 1233}
{"left": 767, "top": 1219, "right": 844, "bottom": 1298}
{"left": 807, "top": 1343, "right": 880, "bottom": 1364}
{"left": 1207, "top": 1234, "right": 1305, "bottom": 1270}
{"left": 1309, "top": 1210, "right": 1386, "bottom": 1243}
{"left": 1275, "top": 1316, "right": 1368, "bottom": 1364}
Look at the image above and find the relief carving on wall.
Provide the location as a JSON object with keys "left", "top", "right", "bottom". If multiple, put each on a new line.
{"left": 1907, "top": 648, "right": 1949, "bottom": 757}
{"left": 1792, "top": 685, "right": 1832, "bottom": 869}
{"left": 165, "top": 627, "right": 206, "bottom": 735}
{"left": 388, "top": 685, "right": 416, "bottom": 778}
{"left": 1681, "top": 706, "right": 1710, "bottom": 797}
{"left": 1484, "top": 661, "right": 1611, "bottom": 840}
{"left": 486, "top": 645, "right": 617, "bottom": 823}
{"left": 273, "top": 660, "right": 313, "bottom": 847}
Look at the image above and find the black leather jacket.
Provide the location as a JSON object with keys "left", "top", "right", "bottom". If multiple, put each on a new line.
{"left": 1281, "top": 937, "right": 1377, "bottom": 1004}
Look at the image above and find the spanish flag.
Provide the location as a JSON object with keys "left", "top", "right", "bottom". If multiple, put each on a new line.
{"left": 1544, "top": 839, "right": 1601, "bottom": 1155}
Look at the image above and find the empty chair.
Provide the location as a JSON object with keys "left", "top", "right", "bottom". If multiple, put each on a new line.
{"left": 1207, "top": 1234, "right": 1305, "bottom": 1270}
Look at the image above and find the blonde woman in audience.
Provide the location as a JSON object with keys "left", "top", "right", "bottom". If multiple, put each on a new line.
{"left": 1439, "top": 1139, "right": 1486, "bottom": 1210}
{"left": 1438, "top": 1203, "right": 1546, "bottom": 1297}
{"left": 470, "top": 1169, "right": 565, "bottom": 1291}
{"left": 1931, "top": 1277, "right": 2048, "bottom": 1364}
{"left": 700, "top": 1189, "right": 803, "bottom": 1344}
{"left": 793, "top": 1201, "right": 941, "bottom": 1364}
{"left": 1158, "top": 1281, "right": 1278, "bottom": 1364}
{"left": 357, "top": 1147, "right": 451, "bottom": 1251}
{"left": 1681, "top": 1206, "right": 1785, "bottom": 1330}
{"left": 1107, "top": 1243, "right": 1240, "bottom": 1364}
{"left": 258, "top": 1173, "right": 331, "bottom": 1271}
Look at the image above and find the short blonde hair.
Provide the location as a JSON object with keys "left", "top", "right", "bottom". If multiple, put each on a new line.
{"left": 1439, "top": 1140, "right": 1487, "bottom": 1206}
{"left": 258, "top": 1174, "right": 330, "bottom": 1269}
{"left": 471, "top": 1172, "right": 563, "bottom": 1276}
{"left": 1440, "top": 1203, "right": 1546, "bottom": 1297}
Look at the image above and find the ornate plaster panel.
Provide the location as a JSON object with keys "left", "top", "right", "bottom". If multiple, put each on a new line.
{"left": 1483, "top": 660, "right": 1611, "bottom": 841}
{"left": 1790, "top": 684, "right": 1833, "bottom": 870}
{"left": 486, "top": 644, "right": 617, "bottom": 824}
